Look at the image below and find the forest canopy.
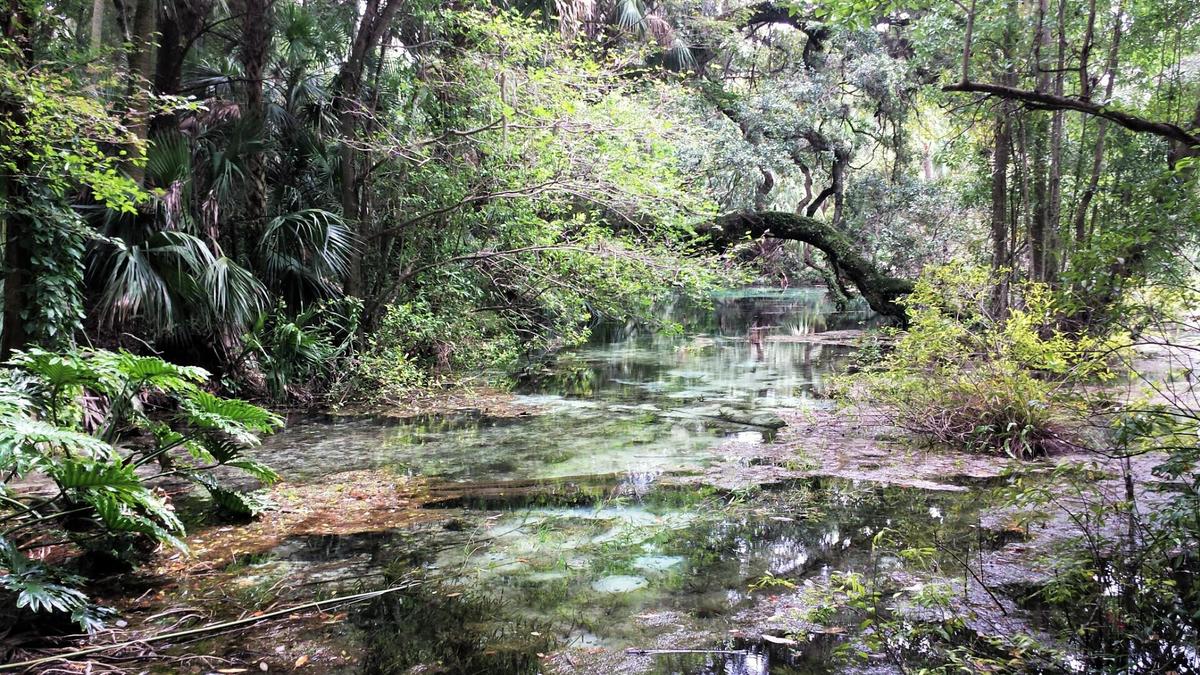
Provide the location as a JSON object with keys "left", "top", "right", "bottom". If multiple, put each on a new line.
{"left": 2, "top": 0, "right": 1197, "bottom": 395}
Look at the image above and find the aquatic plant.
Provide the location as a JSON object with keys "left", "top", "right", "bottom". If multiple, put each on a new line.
{"left": 357, "top": 577, "right": 557, "bottom": 674}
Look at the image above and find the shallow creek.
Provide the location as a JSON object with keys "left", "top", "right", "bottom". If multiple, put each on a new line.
{"left": 242, "top": 289, "right": 1002, "bottom": 673}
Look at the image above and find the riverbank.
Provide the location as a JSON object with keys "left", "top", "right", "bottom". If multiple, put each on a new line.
{"left": 7, "top": 290, "right": 1188, "bottom": 673}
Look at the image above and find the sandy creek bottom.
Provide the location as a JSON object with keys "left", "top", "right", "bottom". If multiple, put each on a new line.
{"left": 146, "top": 289, "right": 1043, "bottom": 673}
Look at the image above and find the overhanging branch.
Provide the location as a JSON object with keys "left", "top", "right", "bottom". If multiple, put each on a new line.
{"left": 943, "top": 81, "right": 1200, "bottom": 147}
{"left": 705, "top": 212, "right": 912, "bottom": 324}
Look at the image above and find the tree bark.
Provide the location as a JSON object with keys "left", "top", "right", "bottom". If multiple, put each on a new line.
{"left": 153, "top": 0, "right": 213, "bottom": 134}
{"left": 990, "top": 113, "right": 1011, "bottom": 313}
{"left": 125, "top": 0, "right": 157, "bottom": 186}
{"left": 335, "top": 0, "right": 404, "bottom": 296}
{"left": 1, "top": 3, "right": 34, "bottom": 358}
{"left": 1044, "top": 0, "right": 1068, "bottom": 279}
{"left": 90, "top": 0, "right": 105, "bottom": 50}
{"left": 1072, "top": 1, "right": 1123, "bottom": 248}
{"left": 943, "top": 82, "right": 1200, "bottom": 149}
{"left": 238, "top": 0, "right": 271, "bottom": 236}
{"left": 1027, "top": 0, "right": 1052, "bottom": 283}
{"left": 706, "top": 212, "right": 913, "bottom": 323}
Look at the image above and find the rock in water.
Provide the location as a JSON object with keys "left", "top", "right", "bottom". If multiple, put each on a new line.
{"left": 591, "top": 575, "right": 648, "bottom": 593}
{"left": 717, "top": 406, "right": 787, "bottom": 429}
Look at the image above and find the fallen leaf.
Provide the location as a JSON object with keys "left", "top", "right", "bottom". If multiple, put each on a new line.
{"left": 294, "top": 655, "right": 309, "bottom": 668}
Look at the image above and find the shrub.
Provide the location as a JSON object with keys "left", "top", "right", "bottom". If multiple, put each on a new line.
{"left": 335, "top": 300, "right": 520, "bottom": 403}
{"left": 0, "top": 348, "right": 281, "bottom": 630}
{"left": 837, "top": 263, "right": 1125, "bottom": 458}
{"left": 238, "top": 299, "right": 361, "bottom": 402}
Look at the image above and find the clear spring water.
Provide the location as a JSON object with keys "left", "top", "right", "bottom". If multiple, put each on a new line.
{"left": 247, "top": 289, "right": 994, "bottom": 673}
{"left": 257, "top": 288, "right": 867, "bottom": 483}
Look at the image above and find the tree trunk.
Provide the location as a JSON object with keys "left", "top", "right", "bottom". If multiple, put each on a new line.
{"left": 1027, "top": 0, "right": 1052, "bottom": 283}
{"left": 706, "top": 212, "right": 913, "bottom": 323}
{"left": 238, "top": 0, "right": 271, "bottom": 237}
{"left": 1029, "top": 120, "right": 1049, "bottom": 283}
{"left": 990, "top": 113, "right": 1011, "bottom": 314}
{"left": 90, "top": 0, "right": 105, "bottom": 50}
{"left": 1044, "top": 0, "right": 1068, "bottom": 280}
{"left": 335, "top": 0, "right": 403, "bottom": 297}
{"left": 153, "top": 0, "right": 213, "bottom": 134}
{"left": 1072, "top": 1, "right": 1123, "bottom": 249}
{"left": 1, "top": 4, "right": 34, "bottom": 359}
{"left": 0, "top": 170, "right": 29, "bottom": 360}
{"left": 125, "top": 0, "right": 157, "bottom": 186}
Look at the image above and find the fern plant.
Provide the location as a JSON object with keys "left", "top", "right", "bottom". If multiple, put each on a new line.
{"left": 0, "top": 348, "right": 282, "bottom": 630}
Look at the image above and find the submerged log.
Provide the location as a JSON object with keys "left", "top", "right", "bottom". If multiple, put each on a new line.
{"left": 705, "top": 212, "right": 913, "bottom": 325}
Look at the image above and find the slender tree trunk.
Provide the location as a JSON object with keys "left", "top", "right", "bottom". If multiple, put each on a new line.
{"left": 1029, "top": 122, "right": 1049, "bottom": 282}
{"left": 238, "top": 0, "right": 271, "bottom": 241}
{"left": 125, "top": 0, "right": 157, "bottom": 186}
{"left": 1044, "top": 0, "right": 1068, "bottom": 281}
{"left": 90, "top": 0, "right": 105, "bottom": 50}
{"left": 1078, "top": 0, "right": 1097, "bottom": 100}
{"left": 1073, "top": 2, "right": 1123, "bottom": 248}
{"left": 1028, "top": 0, "right": 1052, "bottom": 282}
{"left": 991, "top": 113, "right": 1012, "bottom": 314}
{"left": 959, "top": 0, "right": 976, "bottom": 83}
{"left": 335, "top": 0, "right": 403, "bottom": 297}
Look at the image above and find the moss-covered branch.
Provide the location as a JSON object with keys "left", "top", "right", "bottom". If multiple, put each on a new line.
{"left": 706, "top": 212, "right": 913, "bottom": 324}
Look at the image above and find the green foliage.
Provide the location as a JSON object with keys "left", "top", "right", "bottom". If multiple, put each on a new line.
{"left": 802, "top": 533, "right": 1066, "bottom": 673}
{"left": 0, "top": 348, "right": 281, "bottom": 629}
{"left": 340, "top": 299, "right": 520, "bottom": 402}
{"left": 1001, "top": 453, "right": 1200, "bottom": 671}
{"left": 0, "top": 49, "right": 146, "bottom": 213}
{"left": 240, "top": 299, "right": 361, "bottom": 401}
{"left": 837, "top": 264, "right": 1126, "bottom": 458}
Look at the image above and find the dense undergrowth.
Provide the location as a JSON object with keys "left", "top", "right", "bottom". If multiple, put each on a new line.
{"left": 0, "top": 349, "right": 280, "bottom": 631}
{"left": 837, "top": 263, "right": 1129, "bottom": 458}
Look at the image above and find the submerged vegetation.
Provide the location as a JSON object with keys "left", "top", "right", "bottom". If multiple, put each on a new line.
{"left": 2, "top": 0, "right": 1200, "bottom": 669}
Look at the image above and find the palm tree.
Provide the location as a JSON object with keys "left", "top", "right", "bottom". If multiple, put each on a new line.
{"left": 85, "top": 0, "right": 355, "bottom": 359}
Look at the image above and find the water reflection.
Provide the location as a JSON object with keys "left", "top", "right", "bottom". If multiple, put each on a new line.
{"left": 257, "top": 288, "right": 870, "bottom": 483}
{"left": 254, "top": 288, "right": 901, "bottom": 673}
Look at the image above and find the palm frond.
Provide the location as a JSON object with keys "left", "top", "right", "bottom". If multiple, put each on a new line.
{"left": 145, "top": 133, "right": 193, "bottom": 188}
{"left": 258, "top": 209, "right": 355, "bottom": 298}
{"left": 614, "top": 0, "right": 646, "bottom": 31}
{"left": 201, "top": 257, "right": 269, "bottom": 330}
{"left": 94, "top": 237, "right": 176, "bottom": 332}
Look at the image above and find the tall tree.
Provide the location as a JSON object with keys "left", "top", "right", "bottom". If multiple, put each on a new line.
{"left": 334, "top": 0, "right": 403, "bottom": 296}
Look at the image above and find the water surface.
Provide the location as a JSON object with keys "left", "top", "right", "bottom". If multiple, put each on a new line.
{"left": 251, "top": 289, "right": 986, "bottom": 673}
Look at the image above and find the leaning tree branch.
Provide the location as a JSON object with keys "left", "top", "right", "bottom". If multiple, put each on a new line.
{"left": 704, "top": 212, "right": 913, "bottom": 324}
{"left": 943, "top": 81, "right": 1200, "bottom": 147}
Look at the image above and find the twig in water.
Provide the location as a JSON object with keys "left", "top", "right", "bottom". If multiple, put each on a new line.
{"left": 0, "top": 581, "right": 420, "bottom": 671}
